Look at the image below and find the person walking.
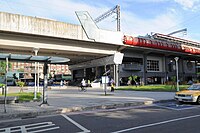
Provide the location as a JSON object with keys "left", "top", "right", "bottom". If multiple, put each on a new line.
{"left": 110, "top": 78, "right": 115, "bottom": 92}
{"left": 60, "top": 80, "right": 63, "bottom": 88}
{"left": 81, "top": 79, "right": 86, "bottom": 91}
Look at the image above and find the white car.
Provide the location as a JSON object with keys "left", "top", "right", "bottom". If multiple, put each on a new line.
{"left": 174, "top": 84, "right": 200, "bottom": 104}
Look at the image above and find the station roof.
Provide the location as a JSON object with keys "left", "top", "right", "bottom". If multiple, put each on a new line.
{"left": 0, "top": 53, "right": 70, "bottom": 64}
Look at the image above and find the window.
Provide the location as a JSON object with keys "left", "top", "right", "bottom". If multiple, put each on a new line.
{"left": 147, "top": 60, "right": 159, "bottom": 71}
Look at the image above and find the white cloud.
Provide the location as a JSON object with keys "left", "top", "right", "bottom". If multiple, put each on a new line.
{"left": 174, "top": 0, "right": 200, "bottom": 10}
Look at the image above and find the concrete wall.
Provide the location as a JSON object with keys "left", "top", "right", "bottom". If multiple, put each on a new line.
{"left": 0, "top": 12, "right": 88, "bottom": 40}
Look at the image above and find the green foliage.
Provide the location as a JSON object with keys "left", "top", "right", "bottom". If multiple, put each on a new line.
{"left": 0, "top": 61, "right": 12, "bottom": 72}
{"left": 171, "top": 76, "right": 176, "bottom": 82}
{"left": 132, "top": 75, "right": 138, "bottom": 82}
{"left": 17, "top": 68, "right": 24, "bottom": 72}
{"left": 0, "top": 83, "right": 5, "bottom": 87}
{"left": 16, "top": 81, "right": 25, "bottom": 92}
{"left": 128, "top": 75, "right": 138, "bottom": 82}
{"left": 128, "top": 76, "right": 132, "bottom": 81}
{"left": 117, "top": 85, "right": 190, "bottom": 92}
{"left": 16, "top": 81, "right": 25, "bottom": 87}
{"left": 0, "top": 92, "right": 41, "bottom": 102}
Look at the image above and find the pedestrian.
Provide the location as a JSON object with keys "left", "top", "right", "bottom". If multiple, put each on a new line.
{"left": 87, "top": 79, "right": 91, "bottom": 87}
{"left": 81, "top": 79, "right": 86, "bottom": 91}
{"left": 60, "top": 80, "right": 63, "bottom": 88}
{"left": 110, "top": 79, "right": 115, "bottom": 92}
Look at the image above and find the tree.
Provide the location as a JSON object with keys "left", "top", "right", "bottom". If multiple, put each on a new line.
{"left": 16, "top": 81, "right": 25, "bottom": 93}
{"left": 171, "top": 76, "right": 176, "bottom": 90}
{"left": 0, "top": 61, "right": 12, "bottom": 73}
{"left": 133, "top": 75, "right": 138, "bottom": 87}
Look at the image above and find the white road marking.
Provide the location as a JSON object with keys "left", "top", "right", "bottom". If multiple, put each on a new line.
{"left": 61, "top": 114, "right": 90, "bottom": 133}
{"left": 111, "top": 114, "right": 200, "bottom": 133}
{"left": 0, "top": 121, "right": 59, "bottom": 133}
{"left": 154, "top": 104, "right": 200, "bottom": 111}
{"left": 29, "top": 127, "right": 60, "bottom": 133}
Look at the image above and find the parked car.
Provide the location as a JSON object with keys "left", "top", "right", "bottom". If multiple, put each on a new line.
{"left": 174, "top": 84, "right": 200, "bottom": 104}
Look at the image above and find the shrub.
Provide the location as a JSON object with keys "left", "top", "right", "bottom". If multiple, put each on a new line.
{"left": 0, "top": 83, "right": 5, "bottom": 87}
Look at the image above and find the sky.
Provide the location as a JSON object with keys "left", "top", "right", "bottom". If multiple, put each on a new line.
{"left": 0, "top": 0, "right": 200, "bottom": 42}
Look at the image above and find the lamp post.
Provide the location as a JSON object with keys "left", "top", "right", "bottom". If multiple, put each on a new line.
{"left": 37, "top": 62, "right": 40, "bottom": 93}
{"left": 174, "top": 57, "right": 179, "bottom": 92}
{"left": 33, "top": 48, "right": 39, "bottom": 100}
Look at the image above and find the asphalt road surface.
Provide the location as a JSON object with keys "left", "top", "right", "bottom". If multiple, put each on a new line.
{"left": 1, "top": 102, "right": 200, "bottom": 133}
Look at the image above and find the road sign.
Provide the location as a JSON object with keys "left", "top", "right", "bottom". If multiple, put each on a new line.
{"left": 102, "top": 76, "right": 109, "bottom": 84}
{"left": 113, "top": 52, "right": 124, "bottom": 64}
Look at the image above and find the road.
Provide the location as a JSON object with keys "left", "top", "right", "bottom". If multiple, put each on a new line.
{"left": 0, "top": 102, "right": 200, "bottom": 133}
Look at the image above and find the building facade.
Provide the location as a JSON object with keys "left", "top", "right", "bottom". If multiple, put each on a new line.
{"left": 10, "top": 62, "right": 70, "bottom": 79}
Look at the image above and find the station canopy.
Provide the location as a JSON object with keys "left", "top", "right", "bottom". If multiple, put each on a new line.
{"left": 0, "top": 53, "right": 70, "bottom": 64}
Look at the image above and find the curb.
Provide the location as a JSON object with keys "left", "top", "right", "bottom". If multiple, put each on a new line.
{"left": 153, "top": 99, "right": 176, "bottom": 104}
{"left": 0, "top": 99, "right": 175, "bottom": 121}
{"left": 0, "top": 101, "right": 146, "bottom": 121}
{"left": 59, "top": 102, "right": 145, "bottom": 113}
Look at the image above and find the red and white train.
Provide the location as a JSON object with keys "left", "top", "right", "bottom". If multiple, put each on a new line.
{"left": 123, "top": 35, "right": 200, "bottom": 55}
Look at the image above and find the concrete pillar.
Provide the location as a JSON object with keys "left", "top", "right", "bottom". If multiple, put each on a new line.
{"left": 181, "top": 58, "right": 185, "bottom": 81}
{"left": 83, "top": 68, "right": 86, "bottom": 78}
{"left": 195, "top": 61, "right": 198, "bottom": 79}
{"left": 164, "top": 56, "right": 168, "bottom": 83}
{"left": 113, "top": 65, "right": 116, "bottom": 84}
{"left": 143, "top": 54, "right": 147, "bottom": 85}
{"left": 95, "top": 67, "right": 98, "bottom": 78}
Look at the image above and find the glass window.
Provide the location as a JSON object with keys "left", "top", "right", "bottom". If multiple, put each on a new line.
{"left": 147, "top": 60, "right": 159, "bottom": 71}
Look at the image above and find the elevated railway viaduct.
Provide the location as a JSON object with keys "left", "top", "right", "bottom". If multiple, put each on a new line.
{"left": 1, "top": 12, "right": 200, "bottom": 85}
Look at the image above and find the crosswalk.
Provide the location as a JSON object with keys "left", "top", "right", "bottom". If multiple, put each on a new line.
{"left": 0, "top": 121, "right": 59, "bottom": 133}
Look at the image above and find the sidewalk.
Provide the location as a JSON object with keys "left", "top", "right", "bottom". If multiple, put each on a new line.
{"left": 0, "top": 86, "right": 175, "bottom": 121}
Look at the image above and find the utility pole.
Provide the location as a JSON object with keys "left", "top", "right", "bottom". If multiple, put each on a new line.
{"left": 94, "top": 5, "right": 121, "bottom": 31}
{"left": 174, "top": 57, "right": 179, "bottom": 92}
{"left": 33, "top": 47, "right": 39, "bottom": 100}
{"left": 116, "top": 5, "right": 120, "bottom": 31}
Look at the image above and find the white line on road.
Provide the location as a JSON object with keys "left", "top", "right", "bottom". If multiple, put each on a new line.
{"left": 154, "top": 104, "right": 200, "bottom": 111}
{"left": 61, "top": 114, "right": 90, "bottom": 133}
{"left": 0, "top": 121, "right": 59, "bottom": 133}
{"left": 29, "top": 127, "right": 60, "bottom": 133}
{"left": 111, "top": 114, "right": 200, "bottom": 133}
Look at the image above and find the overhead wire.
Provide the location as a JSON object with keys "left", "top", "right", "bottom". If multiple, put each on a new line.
{"left": 162, "top": 11, "right": 200, "bottom": 34}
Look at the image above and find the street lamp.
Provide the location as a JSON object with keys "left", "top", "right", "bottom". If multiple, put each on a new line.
{"left": 174, "top": 57, "right": 179, "bottom": 92}
{"left": 33, "top": 47, "right": 39, "bottom": 100}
